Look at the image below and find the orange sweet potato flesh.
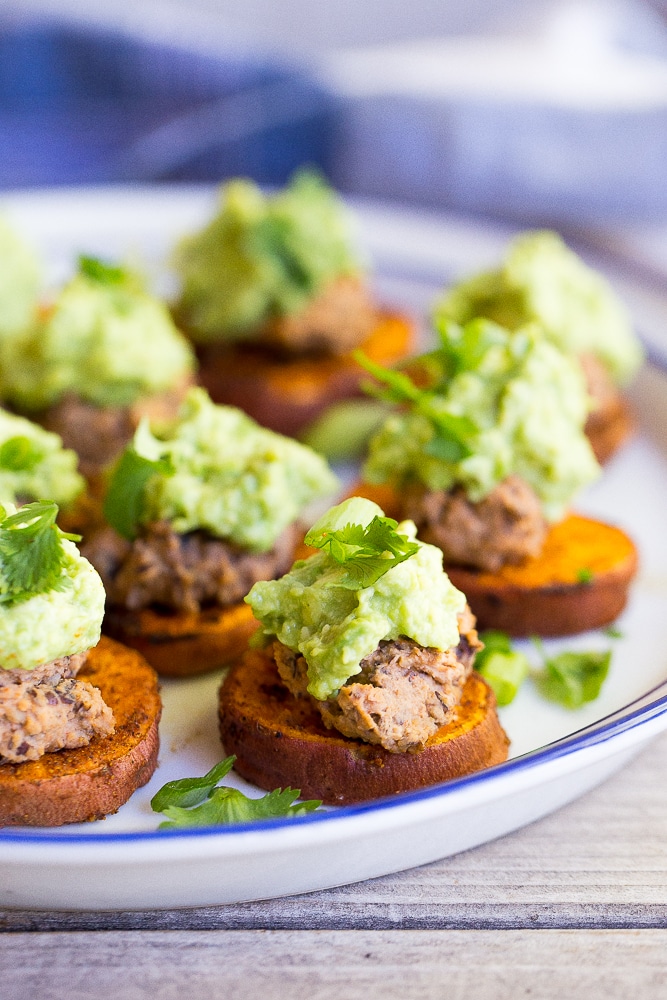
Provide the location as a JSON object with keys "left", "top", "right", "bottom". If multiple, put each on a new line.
{"left": 196, "top": 310, "right": 414, "bottom": 436}
{"left": 0, "top": 636, "right": 161, "bottom": 826}
{"left": 219, "top": 648, "right": 509, "bottom": 805}
{"left": 104, "top": 601, "right": 260, "bottom": 677}
{"left": 352, "top": 482, "right": 638, "bottom": 637}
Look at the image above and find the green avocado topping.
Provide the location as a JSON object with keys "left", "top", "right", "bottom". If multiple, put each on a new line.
{"left": 174, "top": 170, "right": 362, "bottom": 343}
{"left": 2, "top": 255, "right": 195, "bottom": 411}
{"left": 246, "top": 497, "right": 466, "bottom": 701}
{"left": 0, "top": 501, "right": 105, "bottom": 672}
{"left": 0, "top": 215, "right": 41, "bottom": 342}
{"left": 436, "top": 230, "right": 643, "bottom": 384}
{"left": 361, "top": 319, "right": 601, "bottom": 522}
{"left": 0, "top": 409, "right": 84, "bottom": 509}
{"left": 104, "top": 387, "right": 339, "bottom": 550}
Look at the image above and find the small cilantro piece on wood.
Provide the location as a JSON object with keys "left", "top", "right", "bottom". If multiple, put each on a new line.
{"left": 531, "top": 636, "right": 611, "bottom": 709}
{"left": 0, "top": 436, "right": 45, "bottom": 472}
{"left": 103, "top": 421, "right": 174, "bottom": 541}
{"left": 151, "top": 755, "right": 322, "bottom": 829}
{"left": 354, "top": 351, "right": 476, "bottom": 463}
{"left": 476, "top": 630, "right": 529, "bottom": 706}
{"left": 0, "top": 501, "right": 80, "bottom": 604}
{"left": 305, "top": 513, "right": 419, "bottom": 589}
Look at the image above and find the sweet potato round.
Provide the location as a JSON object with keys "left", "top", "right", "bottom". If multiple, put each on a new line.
{"left": 0, "top": 636, "right": 161, "bottom": 827}
{"left": 219, "top": 648, "right": 509, "bottom": 806}
{"left": 104, "top": 601, "right": 260, "bottom": 677}
{"left": 196, "top": 310, "right": 414, "bottom": 436}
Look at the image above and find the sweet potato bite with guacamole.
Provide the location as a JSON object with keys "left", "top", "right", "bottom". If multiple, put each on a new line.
{"left": 83, "top": 387, "right": 338, "bottom": 676}
{"left": 0, "top": 256, "right": 195, "bottom": 481}
{"left": 357, "top": 317, "right": 637, "bottom": 636}
{"left": 219, "top": 496, "right": 509, "bottom": 805}
{"left": 436, "top": 230, "right": 644, "bottom": 462}
{"left": 173, "top": 170, "right": 413, "bottom": 436}
{"left": 0, "top": 501, "right": 160, "bottom": 826}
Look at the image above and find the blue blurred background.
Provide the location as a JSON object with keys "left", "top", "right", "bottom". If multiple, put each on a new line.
{"left": 3, "top": 0, "right": 667, "bottom": 227}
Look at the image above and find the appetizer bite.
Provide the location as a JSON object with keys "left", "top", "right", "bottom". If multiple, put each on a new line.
{"left": 1, "top": 256, "right": 195, "bottom": 481}
{"left": 219, "top": 497, "right": 509, "bottom": 805}
{"left": 358, "top": 319, "right": 637, "bottom": 636}
{"left": 0, "top": 501, "right": 160, "bottom": 826}
{"left": 84, "top": 387, "right": 338, "bottom": 677}
{"left": 173, "top": 171, "right": 413, "bottom": 436}
{"left": 436, "top": 230, "right": 644, "bottom": 462}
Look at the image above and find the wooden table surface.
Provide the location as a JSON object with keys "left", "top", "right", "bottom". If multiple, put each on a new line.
{"left": 2, "top": 728, "right": 667, "bottom": 999}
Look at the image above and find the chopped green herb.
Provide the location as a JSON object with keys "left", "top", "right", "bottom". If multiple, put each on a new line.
{"left": 603, "top": 625, "right": 623, "bottom": 640}
{"left": 103, "top": 420, "right": 174, "bottom": 540}
{"left": 304, "top": 513, "right": 419, "bottom": 589}
{"left": 0, "top": 501, "right": 80, "bottom": 604}
{"left": 151, "top": 755, "right": 322, "bottom": 829}
{"left": 78, "top": 254, "right": 127, "bottom": 285}
{"left": 354, "top": 350, "right": 475, "bottom": 462}
{"left": 531, "top": 636, "right": 611, "bottom": 709}
{"left": 476, "top": 630, "right": 529, "bottom": 706}
{"left": 576, "top": 567, "right": 594, "bottom": 585}
{"left": 0, "top": 435, "right": 45, "bottom": 472}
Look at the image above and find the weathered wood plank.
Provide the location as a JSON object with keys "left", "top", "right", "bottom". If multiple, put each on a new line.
{"left": 2, "top": 929, "right": 667, "bottom": 1000}
{"left": 3, "top": 731, "right": 667, "bottom": 931}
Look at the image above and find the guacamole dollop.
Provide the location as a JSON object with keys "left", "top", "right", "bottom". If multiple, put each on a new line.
{"left": 247, "top": 497, "right": 466, "bottom": 701}
{"left": 174, "top": 171, "right": 363, "bottom": 343}
{"left": 110, "top": 388, "right": 338, "bottom": 551}
{"left": 2, "top": 257, "right": 195, "bottom": 411}
{"left": 0, "top": 215, "right": 41, "bottom": 342}
{"left": 0, "top": 410, "right": 84, "bottom": 509}
{"left": 0, "top": 504, "right": 105, "bottom": 672}
{"left": 436, "top": 230, "right": 643, "bottom": 384}
{"left": 363, "top": 319, "right": 600, "bottom": 522}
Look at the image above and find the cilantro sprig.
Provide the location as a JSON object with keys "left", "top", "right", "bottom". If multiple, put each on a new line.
{"left": 305, "top": 513, "right": 419, "bottom": 589}
{"left": 531, "top": 636, "right": 611, "bottom": 709}
{"left": 354, "top": 351, "right": 476, "bottom": 463}
{"left": 78, "top": 254, "right": 128, "bottom": 286}
{"left": 0, "top": 501, "right": 80, "bottom": 605}
{"left": 151, "top": 756, "right": 322, "bottom": 829}
{"left": 103, "top": 421, "right": 174, "bottom": 540}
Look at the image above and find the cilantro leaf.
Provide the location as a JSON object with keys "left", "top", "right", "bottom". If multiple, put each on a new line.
{"left": 0, "top": 501, "right": 80, "bottom": 604}
{"left": 576, "top": 567, "right": 594, "bottom": 585}
{"left": 103, "top": 421, "right": 174, "bottom": 540}
{"left": 78, "top": 255, "right": 127, "bottom": 285}
{"left": 475, "top": 630, "right": 529, "bottom": 706}
{"left": 531, "top": 637, "right": 611, "bottom": 709}
{"left": 0, "top": 436, "right": 45, "bottom": 472}
{"left": 305, "top": 514, "right": 419, "bottom": 589}
{"left": 355, "top": 350, "right": 475, "bottom": 461}
{"left": 151, "top": 755, "right": 322, "bottom": 829}
{"left": 603, "top": 625, "right": 623, "bottom": 640}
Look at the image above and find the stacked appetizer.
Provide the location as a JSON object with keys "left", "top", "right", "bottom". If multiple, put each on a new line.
{"left": 173, "top": 171, "right": 414, "bottom": 435}
{"left": 436, "top": 231, "right": 644, "bottom": 462}
{"left": 359, "top": 317, "right": 637, "bottom": 636}
{"left": 0, "top": 256, "right": 195, "bottom": 481}
{"left": 220, "top": 497, "right": 509, "bottom": 804}
{"left": 84, "top": 387, "right": 338, "bottom": 676}
{"left": 0, "top": 501, "right": 160, "bottom": 826}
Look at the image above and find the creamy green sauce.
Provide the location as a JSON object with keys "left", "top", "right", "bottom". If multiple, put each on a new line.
{"left": 2, "top": 261, "right": 195, "bottom": 410}
{"left": 134, "top": 388, "right": 338, "bottom": 551}
{"left": 436, "top": 230, "right": 643, "bottom": 384}
{"left": 174, "top": 171, "right": 362, "bottom": 343}
{"left": 0, "top": 534, "right": 105, "bottom": 673}
{"left": 363, "top": 320, "right": 600, "bottom": 521}
{"left": 0, "top": 216, "right": 41, "bottom": 341}
{"left": 0, "top": 409, "right": 84, "bottom": 509}
{"left": 247, "top": 497, "right": 466, "bottom": 701}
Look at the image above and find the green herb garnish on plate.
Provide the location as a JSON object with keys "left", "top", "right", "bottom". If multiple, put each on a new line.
{"left": 151, "top": 756, "right": 322, "bottom": 829}
{"left": 531, "top": 636, "right": 611, "bottom": 709}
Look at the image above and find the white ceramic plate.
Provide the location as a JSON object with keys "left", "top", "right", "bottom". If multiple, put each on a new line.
{"left": 1, "top": 187, "right": 667, "bottom": 911}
